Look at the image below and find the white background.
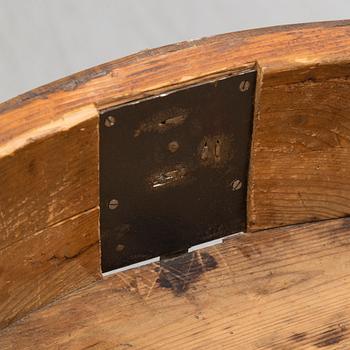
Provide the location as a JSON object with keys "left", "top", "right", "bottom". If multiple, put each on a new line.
{"left": 0, "top": 0, "right": 348, "bottom": 103}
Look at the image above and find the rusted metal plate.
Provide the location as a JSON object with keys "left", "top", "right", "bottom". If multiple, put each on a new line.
{"left": 100, "top": 71, "right": 256, "bottom": 272}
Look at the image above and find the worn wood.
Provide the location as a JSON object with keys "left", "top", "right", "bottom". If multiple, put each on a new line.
{"left": 2, "top": 218, "right": 350, "bottom": 349}
{"left": 249, "top": 63, "right": 350, "bottom": 230}
{"left": 0, "top": 22, "right": 349, "bottom": 146}
{"left": 0, "top": 104, "right": 98, "bottom": 249}
{"left": 0, "top": 105, "right": 99, "bottom": 328}
{"left": 0, "top": 208, "right": 99, "bottom": 329}
{"left": 1, "top": 20, "right": 350, "bottom": 332}
{"left": 0, "top": 21, "right": 349, "bottom": 234}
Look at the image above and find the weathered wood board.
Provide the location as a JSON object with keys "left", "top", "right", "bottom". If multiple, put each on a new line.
{"left": 0, "top": 208, "right": 99, "bottom": 329}
{"left": 0, "top": 105, "right": 99, "bottom": 328}
{"left": 249, "top": 63, "right": 350, "bottom": 230}
{"left": 1, "top": 21, "right": 350, "bottom": 332}
{"left": 2, "top": 218, "right": 350, "bottom": 349}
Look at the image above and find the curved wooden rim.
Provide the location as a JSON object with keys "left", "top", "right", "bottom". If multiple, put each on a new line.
{"left": 1, "top": 20, "right": 350, "bottom": 330}
{"left": 0, "top": 20, "right": 350, "bottom": 150}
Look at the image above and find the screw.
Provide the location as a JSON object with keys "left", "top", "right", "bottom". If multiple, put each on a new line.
{"left": 239, "top": 80, "right": 250, "bottom": 92}
{"left": 104, "top": 116, "right": 116, "bottom": 127}
{"left": 115, "top": 244, "right": 125, "bottom": 252}
{"left": 231, "top": 179, "right": 242, "bottom": 191}
{"left": 108, "top": 199, "right": 119, "bottom": 210}
{"left": 168, "top": 141, "right": 180, "bottom": 153}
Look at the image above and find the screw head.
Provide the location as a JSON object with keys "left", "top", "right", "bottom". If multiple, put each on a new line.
{"left": 239, "top": 80, "right": 250, "bottom": 92}
{"left": 105, "top": 116, "right": 116, "bottom": 127}
{"left": 115, "top": 244, "right": 125, "bottom": 252}
{"left": 168, "top": 141, "right": 180, "bottom": 153}
{"left": 231, "top": 179, "right": 242, "bottom": 191}
{"left": 108, "top": 199, "right": 119, "bottom": 210}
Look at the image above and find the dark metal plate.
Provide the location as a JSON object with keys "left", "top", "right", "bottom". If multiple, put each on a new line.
{"left": 100, "top": 71, "right": 256, "bottom": 272}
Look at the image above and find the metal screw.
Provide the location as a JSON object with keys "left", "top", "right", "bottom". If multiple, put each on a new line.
{"left": 115, "top": 244, "right": 125, "bottom": 252}
{"left": 168, "top": 141, "right": 180, "bottom": 153}
{"left": 231, "top": 179, "right": 242, "bottom": 191}
{"left": 239, "top": 80, "right": 250, "bottom": 92}
{"left": 105, "top": 116, "right": 116, "bottom": 127}
{"left": 108, "top": 199, "right": 119, "bottom": 210}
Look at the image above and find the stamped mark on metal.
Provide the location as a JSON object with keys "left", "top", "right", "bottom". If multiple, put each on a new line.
{"left": 100, "top": 71, "right": 256, "bottom": 272}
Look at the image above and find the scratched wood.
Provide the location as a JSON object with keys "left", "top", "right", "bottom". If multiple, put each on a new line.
{"left": 1, "top": 218, "right": 350, "bottom": 349}
{"left": 0, "top": 208, "right": 99, "bottom": 329}
{"left": 1, "top": 21, "right": 350, "bottom": 148}
{"left": 0, "top": 21, "right": 349, "bottom": 236}
{"left": 1, "top": 20, "right": 350, "bottom": 332}
{"left": 0, "top": 105, "right": 99, "bottom": 328}
{"left": 0, "top": 105, "right": 98, "bottom": 250}
{"left": 248, "top": 63, "right": 350, "bottom": 230}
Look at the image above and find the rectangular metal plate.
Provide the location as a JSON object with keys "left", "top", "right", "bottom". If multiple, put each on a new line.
{"left": 100, "top": 71, "right": 256, "bottom": 272}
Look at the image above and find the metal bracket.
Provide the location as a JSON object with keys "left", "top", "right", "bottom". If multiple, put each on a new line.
{"left": 100, "top": 71, "right": 256, "bottom": 272}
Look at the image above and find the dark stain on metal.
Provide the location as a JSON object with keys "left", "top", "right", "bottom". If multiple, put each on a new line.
{"left": 134, "top": 108, "right": 187, "bottom": 137}
{"left": 198, "top": 135, "right": 232, "bottom": 167}
{"left": 200, "top": 141, "right": 209, "bottom": 161}
{"left": 100, "top": 71, "right": 256, "bottom": 272}
{"left": 157, "top": 251, "right": 218, "bottom": 296}
{"left": 214, "top": 139, "right": 221, "bottom": 160}
{"left": 159, "top": 114, "right": 186, "bottom": 127}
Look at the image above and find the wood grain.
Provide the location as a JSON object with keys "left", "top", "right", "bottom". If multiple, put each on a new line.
{"left": 0, "top": 208, "right": 99, "bottom": 329}
{"left": 1, "top": 21, "right": 350, "bottom": 148}
{"left": 0, "top": 21, "right": 349, "bottom": 234}
{"left": 2, "top": 218, "right": 350, "bottom": 349}
{"left": 0, "top": 105, "right": 99, "bottom": 328}
{"left": 249, "top": 63, "right": 350, "bottom": 230}
{"left": 1, "top": 21, "right": 350, "bottom": 332}
{"left": 0, "top": 105, "right": 98, "bottom": 250}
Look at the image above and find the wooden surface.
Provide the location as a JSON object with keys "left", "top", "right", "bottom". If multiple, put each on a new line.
{"left": 1, "top": 20, "right": 350, "bottom": 331}
{"left": 249, "top": 63, "right": 350, "bottom": 230}
{"left": 1, "top": 21, "right": 350, "bottom": 146}
{"left": 0, "top": 21, "right": 349, "bottom": 234}
{"left": 0, "top": 105, "right": 100, "bottom": 328}
{"left": 0, "top": 208, "right": 99, "bottom": 329}
{"left": 0, "top": 105, "right": 98, "bottom": 249}
{"left": 2, "top": 217, "right": 350, "bottom": 349}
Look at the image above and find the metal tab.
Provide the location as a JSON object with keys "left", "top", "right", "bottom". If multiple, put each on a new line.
{"left": 100, "top": 71, "right": 256, "bottom": 272}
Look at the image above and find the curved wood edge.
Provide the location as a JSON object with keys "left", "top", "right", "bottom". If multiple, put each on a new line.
{"left": 1, "top": 20, "right": 350, "bottom": 329}
{"left": 0, "top": 20, "right": 350, "bottom": 147}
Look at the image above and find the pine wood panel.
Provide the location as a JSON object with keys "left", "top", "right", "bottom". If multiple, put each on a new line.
{"left": 248, "top": 63, "right": 350, "bottom": 230}
{"left": 0, "top": 21, "right": 349, "bottom": 235}
{"left": 2, "top": 218, "right": 350, "bottom": 349}
{"left": 1, "top": 21, "right": 350, "bottom": 148}
{"left": 1, "top": 21, "right": 350, "bottom": 332}
{"left": 0, "top": 105, "right": 99, "bottom": 328}
{"left": 0, "top": 105, "right": 99, "bottom": 250}
{"left": 0, "top": 208, "right": 99, "bottom": 329}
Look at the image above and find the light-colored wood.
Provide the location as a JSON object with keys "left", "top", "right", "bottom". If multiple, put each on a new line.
{"left": 0, "top": 105, "right": 99, "bottom": 327}
{"left": 249, "top": 63, "right": 350, "bottom": 230}
{"left": 0, "top": 21, "right": 350, "bottom": 149}
{"left": 2, "top": 218, "right": 350, "bottom": 349}
{"left": 0, "top": 104, "right": 98, "bottom": 249}
{"left": 0, "top": 21, "right": 349, "bottom": 233}
{"left": 0, "top": 208, "right": 99, "bottom": 329}
{"left": 1, "top": 20, "right": 350, "bottom": 332}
